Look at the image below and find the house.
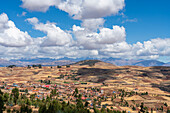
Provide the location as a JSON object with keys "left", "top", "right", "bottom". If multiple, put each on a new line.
{"left": 42, "top": 85, "right": 51, "bottom": 88}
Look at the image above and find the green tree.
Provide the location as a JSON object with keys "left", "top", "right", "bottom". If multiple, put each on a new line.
{"left": 161, "top": 106, "right": 164, "bottom": 112}
{"left": 85, "top": 101, "right": 89, "bottom": 107}
{"left": 111, "top": 96, "right": 114, "bottom": 101}
{"left": 8, "top": 65, "right": 16, "bottom": 68}
{"left": 38, "top": 64, "right": 42, "bottom": 68}
{"left": 7, "top": 109, "right": 11, "bottom": 113}
{"left": 140, "top": 103, "right": 145, "bottom": 113}
{"left": 167, "top": 109, "right": 170, "bottom": 113}
{"left": 0, "top": 89, "right": 3, "bottom": 95}
{"left": 25, "top": 98, "right": 31, "bottom": 106}
{"left": 20, "top": 104, "right": 32, "bottom": 113}
{"left": 57, "top": 65, "right": 62, "bottom": 68}
{"left": 76, "top": 99, "right": 84, "bottom": 109}
{"left": 94, "top": 108, "right": 100, "bottom": 113}
{"left": 75, "top": 88, "right": 78, "bottom": 94}
{"left": 78, "top": 94, "right": 82, "bottom": 99}
{"left": 25, "top": 89, "right": 28, "bottom": 94}
{"left": 146, "top": 92, "right": 148, "bottom": 95}
{"left": 125, "top": 101, "right": 129, "bottom": 107}
{"left": 132, "top": 106, "right": 136, "bottom": 110}
{"left": 12, "top": 88, "right": 19, "bottom": 105}
{"left": 66, "top": 65, "right": 70, "bottom": 68}
{"left": 101, "top": 107, "right": 106, "bottom": 113}
{"left": 27, "top": 65, "right": 31, "bottom": 69}
{"left": 46, "top": 100, "right": 62, "bottom": 113}
{"left": 0, "top": 95, "right": 5, "bottom": 113}
{"left": 50, "top": 89, "right": 57, "bottom": 96}
{"left": 3, "top": 93, "right": 9, "bottom": 103}
{"left": 164, "top": 102, "right": 168, "bottom": 107}
{"left": 30, "top": 94, "right": 35, "bottom": 102}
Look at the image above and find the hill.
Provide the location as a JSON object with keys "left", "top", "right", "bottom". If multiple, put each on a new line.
{"left": 74, "top": 61, "right": 170, "bottom": 92}
{"left": 73, "top": 60, "right": 115, "bottom": 67}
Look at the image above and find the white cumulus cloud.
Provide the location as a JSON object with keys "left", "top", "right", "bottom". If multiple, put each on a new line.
{"left": 21, "top": 0, "right": 58, "bottom": 12}
{"left": 26, "top": 17, "right": 39, "bottom": 24}
{"left": 26, "top": 17, "right": 73, "bottom": 46}
{"left": 73, "top": 24, "right": 126, "bottom": 50}
{"left": 81, "top": 18, "right": 105, "bottom": 32}
{"left": 0, "top": 13, "right": 33, "bottom": 47}
{"left": 21, "top": 0, "right": 125, "bottom": 20}
{"left": 0, "top": 13, "right": 9, "bottom": 32}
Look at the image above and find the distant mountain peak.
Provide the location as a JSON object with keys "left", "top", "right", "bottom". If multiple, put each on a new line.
{"left": 134, "top": 60, "right": 165, "bottom": 67}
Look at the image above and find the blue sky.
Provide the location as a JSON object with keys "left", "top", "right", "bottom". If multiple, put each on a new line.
{"left": 0, "top": 0, "right": 170, "bottom": 62}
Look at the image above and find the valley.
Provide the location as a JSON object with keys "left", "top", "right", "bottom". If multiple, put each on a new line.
{"left": 0, "top": 60, "right": 170, "bottom": 113}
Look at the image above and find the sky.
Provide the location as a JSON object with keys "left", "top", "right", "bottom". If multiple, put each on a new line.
{"left": 0, "top": 0, "right": 170, "bottom": 62}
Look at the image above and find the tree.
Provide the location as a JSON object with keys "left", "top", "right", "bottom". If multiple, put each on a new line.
{"left": 45, "top": 100, "right": 62, "bottom": 113}
{"left": 47, "top": 80, "right": 51, "bottom": 84}
{"left": 151, "top": 108, "right": 153, "bottom": 113}
{"left": 167, "top": 109, "right": 170, "bottom": 113}
{"left": 7, "top": 109, "right": 11, "bottom": 113}
{"left": 78, "top": 94, "right": 82, "bottom": 99}
{"left": 76, "top": 99, "right": 84, "bottom": 109}
{"left": 25, "top": 89, "right": 28, "bottom": 94}
{"left": 125, "top": 101, "right": 129, "bottom": 107}
{"left": 3, "top": 93, "right": 9, "bottom": 103}
{"left": 0, "top": 89, "right": 3, "bottom": 95}
{"left": 27, "top": 65, "right": 31, "bottom": 69}
{"left": 140, "top": 103, "right": 145, "bottom": 113}
{"left": 94, "top": 108, "right": 100, "bottom": 113}
{"left": 85, "top": 101, "right": 89, "bottom": 107}
{"left": 40, "top": 80, "right": 43, "bottom": 83}
{"left": 62, "top": 101, "right": 67, "bottom": 109}
{"left": 132, "top": 106, "right": 136, "bottom": 110}
{"left": 146, "top": 92, "right": 148, "bottom": 95}
{"left": 121, "top": 97, "right": 123, "bottom": 102}
{"left": 0, "top": 95, "right": 5, "bottom": 113}
{"left": 161, "top": 106, "right": 164, "bottom": 112}
{"left": 75, "top": 88, "right": 78, "bottom": 94}
{"left": 101, "top": 107, "right": 106, "bottom": 113}
{"left": 26, "top": 98, "right": 31, "bottom": 106}
{"left": 57, "top": 65, "right": 62, "bottom": 68}
{"left": 12, "top": 88, "right": 19, "bottom": 105}
{"left": 51, "top": 89, "right": 57, "bottom": 96}
{"left": 8, "top": 65, "right": 16, "bottom": 68}
{"left": 38, "top": 64, "right": 42, "bottom": 68}
{"left": 46, "top": 95, "right": 51, "bottom": 103}
{"left": 32, "top": 65, "right": 36, "bottom": 68}
{"left": 66, "top": 65, "right": 70, "bottom": 68}
{"left": 164, "top": 102, "right": 168, "bottom": 107}
{"left": 111, "top": 96, "right": 114, "bottom": 101}
{"left": 20, "top": 104, "right": 32, "bottom": 113}
{"left": 67, "top": 101, "right": 70, "bottom": 106}
{"left": 30, "top": 94, "right": 35, "bottom": 101}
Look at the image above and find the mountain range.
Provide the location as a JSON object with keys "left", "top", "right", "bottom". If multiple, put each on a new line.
{"left": 0, "top": 57, "right": 169, "bottom": 67}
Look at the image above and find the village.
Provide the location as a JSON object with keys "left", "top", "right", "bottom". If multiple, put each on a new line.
{"left": 0, "top": 63, "right": 170, "bottom": 113}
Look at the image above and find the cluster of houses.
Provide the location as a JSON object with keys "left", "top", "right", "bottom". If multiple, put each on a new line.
{"left": 1, "top": 78, "right": 170, "bottom": 113}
